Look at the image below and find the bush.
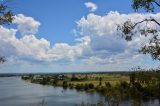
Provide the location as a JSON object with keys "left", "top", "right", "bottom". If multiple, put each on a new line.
{"left": 62, "top": 81, "right": 68, "bottom": 88}
{"left": 95, "top": 86, "right": 107, "bottom": 94}
{"left": 75, "top": 84, "right": 84, "bottom": 90}
{"left": 53, "top": 80, "right": 58, "bottom": 86}
{"left": 71, "top": 74, "right": 79, "bottom": 81}
{"left": 88, "top": 83, "right": 94, "bottom": 89}
{"left": 105, "top": 82, "right": 111, "bottom": 88}
{"left": 84, "top": 84, "right": 89, "bottom": 91}
{"left": 68, "top": 83, "right": 74, "bottom": 89}
{"left": 99, "top": 77, "right": 102, "bottom": 86}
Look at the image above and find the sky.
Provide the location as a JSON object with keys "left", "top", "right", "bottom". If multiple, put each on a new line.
{"left": 0, "top": 0, "right": 160, "bottom": 73}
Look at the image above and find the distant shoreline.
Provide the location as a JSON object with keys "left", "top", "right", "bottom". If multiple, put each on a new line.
{"left": 0, "top": 71, "right": 131, "bottom": 77}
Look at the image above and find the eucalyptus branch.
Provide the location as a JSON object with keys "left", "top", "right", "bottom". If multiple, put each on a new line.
{"left": 153, "top": 1, "right": 160, "bottom": 7}
{"left": 0, "top": 3, "right": 13, "bottom": 63}
{"left": 132, "top": 18, "right": 160, "bottom": 29}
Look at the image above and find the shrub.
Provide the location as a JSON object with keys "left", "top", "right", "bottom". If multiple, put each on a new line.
{"left": 68, "top": 83, "right": 74, "bottom": 89}
{"left": 84, "top": 84, "right": 89, "bottom": 91}
{"left": 99, "top": 77, "right": 102, "bottom": 86}
{"left": 62, "top": 81, "right": 68, "bottom": 88}
{"left": 75, "top": 84, "right": 84, "bottom": 90}
{"left": 105, "top": 82, "right": 111, "bottom": 88}
{"left": 88, "top": 83, "right": 94, "bottom": 89}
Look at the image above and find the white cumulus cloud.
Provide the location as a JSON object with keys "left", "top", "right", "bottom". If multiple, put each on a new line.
{"left": 84, "top": 2, "right": 98, "bottom": 12}
{"left": 0, "top": 12, "right": 160, "bottom": 72}
{"left": 14, "top": 14, "right": 40, "bottom": 35}
{"left": 76, "top": 11, "right": 160, "bottom": 65}
{"left": 0, "top": 14, "right": 88, "bottom": 63}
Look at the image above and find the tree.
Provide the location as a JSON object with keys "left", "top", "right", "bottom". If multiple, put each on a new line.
{"left": 0, "top": 1, "right": 13, "bottom": 25}
{"left": 0, "top": 2, "right": 14, "bottom": 63}
{"left": 99, "top": 77, "right": 102, "bottom": 86}
{"left": 117, "top": 0, "right": 160, "bottom": 61}
{"left": 0, "top": 56, "right": 6, "bottom": 63}
{"left": 132, "top": 0, "right": 160, "bottom": 12}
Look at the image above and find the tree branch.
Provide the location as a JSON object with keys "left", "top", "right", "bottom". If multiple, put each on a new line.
{"left": 132, "top": 18, "right": 160, "bottom": 28}
{"left": 153, "top": 1, "right": 160, "bottom": 7}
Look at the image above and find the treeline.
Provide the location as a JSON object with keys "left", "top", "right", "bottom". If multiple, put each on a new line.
{"left": 0, "top": 74, "right": 18, "bottom": 77}
{"left": 103, "top": 69, "right": 160, "bottom": 106}
{"left": 22, "top": 70, "right": 160, "bottom": 106}
{"left": 77, "top": 69, "right": 160, "bottom": 106}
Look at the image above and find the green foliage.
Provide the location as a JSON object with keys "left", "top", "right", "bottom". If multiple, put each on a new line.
{"left": 40, "top": 78, "right": 47, "bottom": 85}
{"left": 117, "top": 20, "right": 134, "bottom": 41}
{"left": 129, "top": 69, "right": 160, "bottom": 100}
{"left": 88, "top": 83, "right": 94, "bottom": 89}
{"left": 140, "top": 35, "right": 160, "bottom": 60}
{"left": 77, "top": 100, "right": 106, "bottom": 106}
{"left": 53, "top": 80, "right": 58, "bottom": 86}
{"left": 0, "top": 2, "right": 14, "bottom": 63}
{"left": 132, "top": 0, "right": 160, "bottom": 12}
{"left": 62, "top": 81, "right": 68, "bottom": 88}
{"left": 0, "top": 56, "right": 6, "bottom": 63}
{"left": 105, "top": 82, "right": 111, "bottom": 88}
{"left": 71, "top": 74, "right": 79, "bottom": 81}
{"left": 105, "top": 85, "right": 121, "bottom": 106}
{"left": 75, "top": 84, "right": 84, "bottom": 90}
{"left": 117, "top": 0, "right": 160, "bottom": 61}
{"left": 75, "top": 83, "right": 94, "bottom": 91}
{"left": 0, "top": 3, "right": 14, "bottom": 25}
{"left": 99, "top": 77, "right": 102, "bottom": 86}
{"left": 68, "top": 83, "right": 74, "bottom": 89}
{"left": 129, "top": 72, "right": 136, "bottom": 84}
{"left": 22, "top": 71, "right": 160, "bottom": 105}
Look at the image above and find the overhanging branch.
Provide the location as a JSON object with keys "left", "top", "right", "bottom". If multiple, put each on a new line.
{"left": 153, "top": 1, "right": 160, "bottom": 7}
{"left": 132, "top": 18, "right": 160, "bottom": 28}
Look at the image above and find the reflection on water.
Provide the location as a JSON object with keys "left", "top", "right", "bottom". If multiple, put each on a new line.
{"left": 0, "top": 77, "right": 159, "bottom": 106}
{"left": 0, "top": 77, "right": 103, "bottom": 106}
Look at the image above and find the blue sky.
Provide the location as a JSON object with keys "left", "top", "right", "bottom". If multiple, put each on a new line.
{"left": 0, "top": 0, "right": 160, "bottom": 73}
{"left": 12, "top": 0, "right": 133, "bottom": 45}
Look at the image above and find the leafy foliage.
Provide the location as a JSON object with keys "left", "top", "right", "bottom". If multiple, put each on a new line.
{"left": 117, "top": 20, "right": 135, "bottom": 41}
{"left": 0, "top": 56, "right": 6, "bottom": 63}
{"left": 132, "top": 0, "right": 160, "bottom": 12}
{"left": 0, "top": 3, "right": 13, "bottom": 25}
{"left": 117, "top": 0, "right": 160, "bottom": 61}
{"left": 0, "top": 2, "right": 14, "bottom": 63}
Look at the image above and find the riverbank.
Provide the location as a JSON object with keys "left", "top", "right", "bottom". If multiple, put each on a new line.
{"left": 0, "top": 77, "right": 108, "bottom": 106}
{"left": 22, "top": 71, "right": 160, "bottom": 106}
{"left": 21, "top": 73, "right": 129, "bottom": 93}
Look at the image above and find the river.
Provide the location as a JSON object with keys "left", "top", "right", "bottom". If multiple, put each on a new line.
{"left": 0, "top": 77, "right": 159, "bottom": 106}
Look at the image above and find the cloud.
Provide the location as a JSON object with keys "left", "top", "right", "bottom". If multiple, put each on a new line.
{"left": 0, "top": 14, "right": 88, "bottom": 64}
{"left": 1, "top": 12, "right": 160, "bottom": 72}
{"left": 13, "top": 14, "right": 40, "bottom": 35}
{"left": 84, "top": 2, "right": 98, "bottom": 12}
{"left": 0, "top": 26, "right": 86, "bottom": 63}
{"left": 76, "top": 11, "right": 160, "bottom": 65}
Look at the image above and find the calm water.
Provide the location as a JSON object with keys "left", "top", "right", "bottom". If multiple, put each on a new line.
{"left": 0, "top": 77, "right": 159, "bottom": 106}
{"left": 0, "top": 77, "right": 105, "bottom": 106}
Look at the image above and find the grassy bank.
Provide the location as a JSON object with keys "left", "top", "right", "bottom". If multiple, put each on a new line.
{"left": 22, "top": 71, "right": 160, "bottom": 106}
{"left": 22, "top": 73, "right": 129, "bottom": 89}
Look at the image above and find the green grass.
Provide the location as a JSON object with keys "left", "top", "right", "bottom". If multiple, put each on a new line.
{"left": 57, "top": 73, "right": 129, "bottom": 87}
{"left": 23, "top": 73, "right": 130, "bottom": 88}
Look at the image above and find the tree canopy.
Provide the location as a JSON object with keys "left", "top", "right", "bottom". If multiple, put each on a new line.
{"left": 132, "top": 0, "right": 160, "bottom": 12}
{"left": 0, "top": 2, "right": 13, "bottom": 25}
{"left": 117, "top": 0, "right": 160, "bottom": 61}
{"left": 0, "top": 2, "right": 14, "bottom": 63}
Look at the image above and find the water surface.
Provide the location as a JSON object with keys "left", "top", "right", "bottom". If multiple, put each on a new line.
{"left": 0, "top": 77, "right": 104, "bottom": 106}
{"left": 0, "top": 77, "right": 159, "bottom": 106}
